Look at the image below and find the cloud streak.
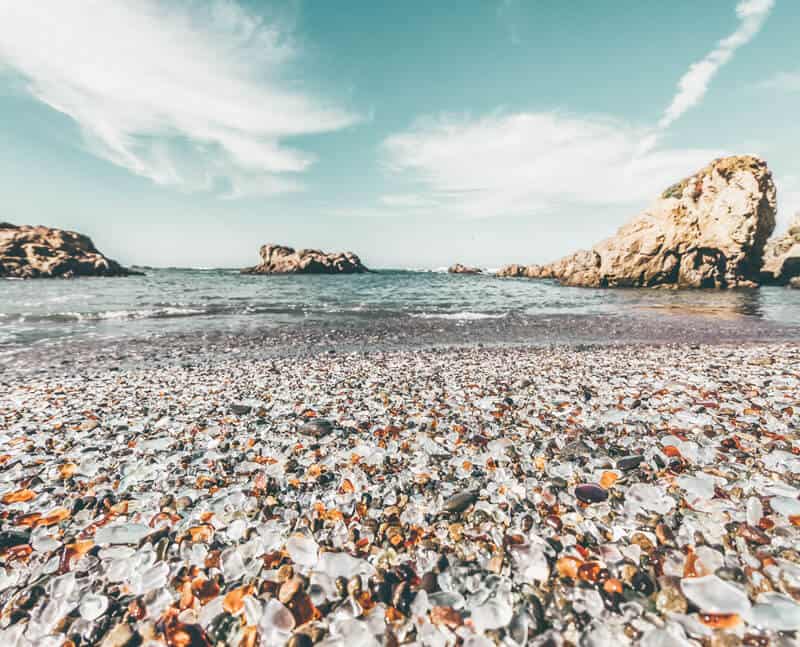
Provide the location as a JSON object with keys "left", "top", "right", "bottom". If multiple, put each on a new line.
{"left": 0, "top": 1, "right": 358, "bottom": 197}
{"left": 657, "top": 0, "right": 774, "bottom": 130}
{"left": 760, "top": 71, "right": 800, "bottom": 92}
{"left": 382, "top": 112, "right": 723, "bottom": 218}
{"left": 382, "top": 2, "right": 775, "bottom": 220}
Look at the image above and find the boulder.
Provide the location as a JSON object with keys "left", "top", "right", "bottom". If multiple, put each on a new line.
{"left": 497, "top": 156, "right": 776, "bottom": 288}
{"left": 241, "top": 244, "right": 368, "bottom": 275}
{"left": 761, "top": 214, "right": 800, "bottom": 285}
{"left": 448, "top": 263, "right": 483, "bottom": 275}
{"left": 0, "top": 223, "right": 141, "bottom": 279}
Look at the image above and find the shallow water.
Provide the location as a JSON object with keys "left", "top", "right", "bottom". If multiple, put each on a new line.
{"left": 1, "top": 268, "right": 799, "bottom": 351}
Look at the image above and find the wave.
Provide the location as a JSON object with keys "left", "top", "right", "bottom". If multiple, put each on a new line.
{"left": 410, "top": 311, "right": 508, "bottom": 320}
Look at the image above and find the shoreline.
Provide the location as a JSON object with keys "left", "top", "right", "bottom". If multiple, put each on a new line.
{"left": 3, "top": 308, "right": 800, "bottom": 379}
{"left": 1, "top": 341, "right": 800, "bottom": 644}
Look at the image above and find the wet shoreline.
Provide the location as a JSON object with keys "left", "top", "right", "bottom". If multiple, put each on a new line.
{"left": 3, "top": 307, "right": 800, "bottom": 379}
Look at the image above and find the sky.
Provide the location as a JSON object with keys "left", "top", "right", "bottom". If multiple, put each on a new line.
{"left": 0, "top": 0, "right": 798, "bottom": 269}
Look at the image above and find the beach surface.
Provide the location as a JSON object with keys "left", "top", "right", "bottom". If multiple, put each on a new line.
{"left": 2, "top": 334, "right": 800, "bottom": 646}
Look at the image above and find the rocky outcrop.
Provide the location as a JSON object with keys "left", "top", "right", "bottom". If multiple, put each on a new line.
{"left": 498, "top": 156, "right": 776, "bottom": 288}
{"left": 0, "top": 223, "right": 141, "bottom": 279}
{"left": 448, "top": 263, "right": 483, "bottom": 275}
{"left": 495, "top": 263, "right": 552, "bottom": 279}
{"left": 241, "top": 244, "right": 368, "bottom": 275}
{"left": 761, "top": 214, "right": 800, "bottom": 285}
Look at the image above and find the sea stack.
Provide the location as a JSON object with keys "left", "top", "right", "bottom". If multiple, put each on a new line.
{"left": 241, "top": 244, "right": 368, "bottom": 274}
{"left": 498, "top": 155, "right": 777, "bottom": 288}
{"left": 0, "top": 223, "right": 141, "bottom": 278}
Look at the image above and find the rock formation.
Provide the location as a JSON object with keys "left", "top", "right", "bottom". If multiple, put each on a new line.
{"left": 241, "top": 244, "right": 368, "bottom": 275}
{"left": 448, "top": 263, "right": 483, "bottom": 274}
{"left": 761, "top": 214, "right": 800, "bottom": 285}
{"left": 495, "top": 263, "right": 552, "bottom": 279}
{"left": 497, "top": 156, "right": 776, "bottom": 288}
{"left": 0, "top": 223, "right": 141, "bottom": 279}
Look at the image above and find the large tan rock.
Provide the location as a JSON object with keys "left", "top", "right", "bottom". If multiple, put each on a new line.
{"left": 761, "top": 214, "right": 800, "bottom": 285}
{"left": 241, "top": 244, "right": 368, "bottom": 274}
{"left": 498, "top": 156, "right": 776, "bottom": 288}
{"left": 0, "top": 223, "right": 140, "bottom": 278}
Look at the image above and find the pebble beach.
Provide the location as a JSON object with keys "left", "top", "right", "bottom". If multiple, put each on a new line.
{"left": 2, "top": 335, "right": 800, "bottom": 646}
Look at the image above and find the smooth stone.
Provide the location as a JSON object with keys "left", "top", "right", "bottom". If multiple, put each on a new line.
{"left": 751, "top": 592, "right": 800, "bottom": 631}
{"left": 680, "top": 575, "right": 751, "bottom": 616}
{"left": 299, "top": 419, "right": 333, "bottom": 438}
{"left": 229, "top": 404, "right": 252, "bottom": 416}
{"left": 286, "top": 635, "right": 313, "bottom": 647}
{"left": 574, "top": 483, "right": 609, "bottom": 504}
{"left": 616, "top": 455, "right": 644, "bottom": 471}
{"left": 441, "top": 491, "right": 478, "bottom": 514}
{"left": 770, "top": 495, "right": 800, "bottom": 517}
{"left": 80, "top": 593, "right": 109, "bottom": 621}
{"left": 94, "top": 523, "right": 152, "bottom": 545}
{"left": 0, "top": 530, "right": 31, "bottom": 548}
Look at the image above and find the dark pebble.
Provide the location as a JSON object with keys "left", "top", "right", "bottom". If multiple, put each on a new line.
{"left": 287, "top": 635, "right": 313, "bottom": 647}
{"left": 574, "top": 483, "right": 608, "bottom": 504}
{"left": 441, "top": 491, "right": 477, "bottom": 514}
{"left": 616, "top": 455, "right": 644, "bottom": 471}
{"left": 631, "top": 571, "right": 655, "bottom": 596}
{"left": 299, "top": 419, "right": 334, "bottom": 438}
{"left": 229, "top": 403, "right": 252, "bottom": 416}
{"left": 0, "top": 530, "right": 31, "bottom": 549}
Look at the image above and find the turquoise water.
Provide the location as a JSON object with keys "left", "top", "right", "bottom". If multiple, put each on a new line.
{"left": 2, "top": 269, "right": 799, "bottom": 349}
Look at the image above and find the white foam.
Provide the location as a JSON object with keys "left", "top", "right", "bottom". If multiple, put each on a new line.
{"left": 410, "top": 311, "right": 507, "bottom": 321}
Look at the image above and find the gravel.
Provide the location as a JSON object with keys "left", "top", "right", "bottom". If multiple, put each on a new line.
{"left": 0, "top": 340, "right": 799, "bottom": 646}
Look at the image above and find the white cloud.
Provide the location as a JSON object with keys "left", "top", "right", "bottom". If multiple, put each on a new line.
{"left": 382, "top": 111, "right": 722, "bottom": 218}
{"left": 0, "top": 0, "right": 358, "bottom": 196}
{"left": 657, "top": 0, "right": 774, "bottom": 130}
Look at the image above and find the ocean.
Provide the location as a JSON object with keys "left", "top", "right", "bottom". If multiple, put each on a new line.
{"left": 2, "top": 268, "right": 800, "bottom": 353}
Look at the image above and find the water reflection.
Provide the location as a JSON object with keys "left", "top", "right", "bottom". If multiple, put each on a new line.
{"left": 629, "top": 288, "right": 766, "bottom": 319}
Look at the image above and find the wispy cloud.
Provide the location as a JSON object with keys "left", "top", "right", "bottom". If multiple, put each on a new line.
{"left": 0, "top": 1, "right": 358, "bottom": 197}
{"left": 657, "top": 0, "right": 774, "bottom": 130}
{"left": 382, "top": 112, "right": 722, "bottom": 218}
{"left": 759, "top": 71, "right": 800, "bottom": 93}
{"left": 382, "top": 1, "right": 774, "bottom": 219}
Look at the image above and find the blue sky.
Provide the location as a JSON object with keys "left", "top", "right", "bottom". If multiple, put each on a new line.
{"left": 0, "top": 0, "right": 798, "bottom": 268}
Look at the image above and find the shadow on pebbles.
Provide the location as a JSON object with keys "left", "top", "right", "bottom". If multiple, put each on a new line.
{"left": 0, "top": 342, "right": 799, "bottom": 646}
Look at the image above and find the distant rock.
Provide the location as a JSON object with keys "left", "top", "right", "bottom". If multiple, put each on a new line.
{"left": 448, "top": 263, "right": 483, "bottom": 275}
{"left": 495, "top": 263, "right": 552, "bottom": 279}
{"left": 241, "top": 244, "right": 368, "bottom": 275}
{"left": 497, "top": 156, "right": 776, "bottom": 288}
{"left": 761, "top": 214, "right": 800, "bottom": 285}
{"left": 0, "top": 223, "right": 141, "bottom": 279}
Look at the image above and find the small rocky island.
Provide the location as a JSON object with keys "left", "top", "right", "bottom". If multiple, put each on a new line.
{"left": 448, "top": 263, "right": 483, "bottom": 274}
{"left": 0, "top": 223, "right": 140, "bottom": 278}
{"left": 241, "top": 244, "right": 368, "bottom": 275}
{"left": 498, "top": 155, "right": 777, "bottom": 288}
